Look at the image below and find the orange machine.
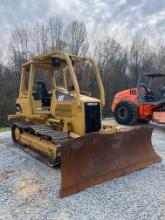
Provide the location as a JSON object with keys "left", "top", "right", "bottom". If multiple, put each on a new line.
{"left": 112, "top": 73, "right": 165, "bottom": 125}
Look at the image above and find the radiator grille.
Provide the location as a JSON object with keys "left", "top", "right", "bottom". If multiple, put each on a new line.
{"left": 85, "top": 102, "right": 101, "bottom": 133}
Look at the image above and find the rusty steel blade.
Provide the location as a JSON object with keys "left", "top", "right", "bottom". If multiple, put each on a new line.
{"left": 60, "top": 126, "right": 161, "bottom": 198}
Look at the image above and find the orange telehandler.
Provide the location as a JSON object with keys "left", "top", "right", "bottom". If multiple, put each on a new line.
{"left": 112, "top": 72, "right": 165, "bottom": 125}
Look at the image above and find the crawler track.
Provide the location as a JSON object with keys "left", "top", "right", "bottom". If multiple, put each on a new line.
{"left": 11, "top": 121, "right": 71, "bottom": 166}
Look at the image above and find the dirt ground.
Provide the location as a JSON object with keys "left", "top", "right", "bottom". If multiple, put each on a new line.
{"left": 0, "top": 125, "right": 165, "bottom": 220}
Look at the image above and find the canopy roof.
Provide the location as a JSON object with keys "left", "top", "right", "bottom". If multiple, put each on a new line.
{"left": 22, "top": 50, "right": 89, "bottom": 70}
{"left": 143, "top": 72, "right": 165, "bottom": 78}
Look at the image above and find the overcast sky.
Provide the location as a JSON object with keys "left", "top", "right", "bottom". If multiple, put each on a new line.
{"left": 0, "top": 0, "right": 165, "bottom": 46}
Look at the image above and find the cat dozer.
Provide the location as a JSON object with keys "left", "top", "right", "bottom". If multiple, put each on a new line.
{"left": 8, "top": 51, "right": 161, "bottom": 197}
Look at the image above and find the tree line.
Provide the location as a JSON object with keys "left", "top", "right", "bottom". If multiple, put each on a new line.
{"left": 0, "top": 16, "right": 165, "bottom": 126}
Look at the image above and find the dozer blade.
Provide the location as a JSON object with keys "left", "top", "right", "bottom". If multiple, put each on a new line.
{"left": 60, "top": 126, "right": 161, "bottom": 198}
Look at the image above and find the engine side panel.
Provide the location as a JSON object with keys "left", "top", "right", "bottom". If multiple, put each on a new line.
{"left": 111, "top": 89, "right": 138, "bottom": 112}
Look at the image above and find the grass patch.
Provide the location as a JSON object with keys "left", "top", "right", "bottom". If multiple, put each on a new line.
{"left": 0, "top": 127, "right": 10, "bottom": 132}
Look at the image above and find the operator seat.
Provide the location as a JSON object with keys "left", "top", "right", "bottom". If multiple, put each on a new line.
{"left": 37, "top": 81, "right": 51, "bottom": 106}
{"left": 139, "top": 82, "right": 155, "bottom": 102}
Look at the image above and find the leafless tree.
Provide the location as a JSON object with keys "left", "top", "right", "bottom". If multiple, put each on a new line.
{"left": 8, "top": 24, "right": 32, "bottom": 70}
{"left": 156, "top": 44, "right": 165, "bottom": 73}
{"left": 47, "top": 16, "right": 65, "bottom": 50}
{"left": 94, "top": 37, "right": 128, "bottom": 115}
{"left": 129, "top": 34, "right": 148, "bottom": 82}
{"left": 64, "top": 21, "right": 89, "bottom": 55}
{"left": 32, "top": 22, "right": 49, "bottom": 54}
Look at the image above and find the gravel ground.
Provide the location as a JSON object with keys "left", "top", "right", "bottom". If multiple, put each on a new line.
{"left": 0, "top": 126, "right": 165, "bottom": 220}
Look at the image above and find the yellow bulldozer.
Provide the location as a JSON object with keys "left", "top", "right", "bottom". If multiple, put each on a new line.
{"left": 8, "top": 51, "right": 161, "bottom": 198}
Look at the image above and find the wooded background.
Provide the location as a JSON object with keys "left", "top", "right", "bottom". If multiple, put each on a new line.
{"left": 0, "top": 16, "right": 165, "bottom": 127}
